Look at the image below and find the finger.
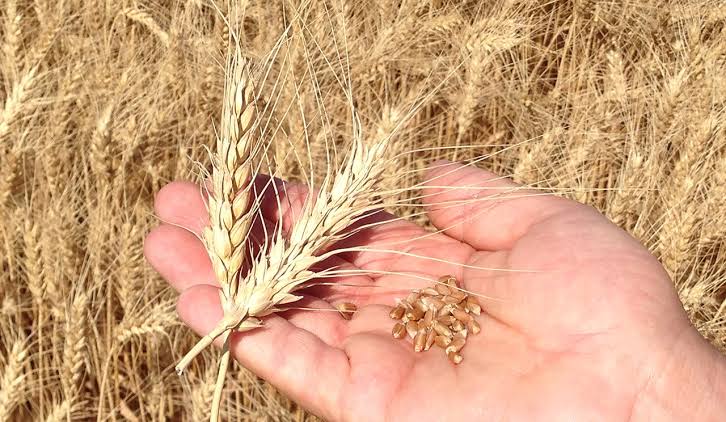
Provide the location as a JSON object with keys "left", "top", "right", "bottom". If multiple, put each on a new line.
{"left": 154, "top": 181, "right": 209, "bottom": 235}
{"left": 422, "top": 160, "right": 578, "bottom": 251}
{"left": 177, "top": 285, "right": 349, "bottom": 420}
{"left": 144, "top": 225, "right": 216, "bottom": 291}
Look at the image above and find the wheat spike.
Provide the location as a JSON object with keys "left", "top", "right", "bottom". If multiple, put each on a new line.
{"left": 0, "top": 149, "right": 19, "bottom": 207}
{"left": 89, "top": 102, "right": 114, "bottom": 187}
{"left": 120, "top": 8, "right": 170, "bottom": 47}
{"left": 194, "top": 42, "right": 261, "bottom": 422}
{"left": 116, "top": 219, "right": 144, "bottom": 312}
{"left": 1, "top": 0, "right": 21, "bottom": 80}
{"left": 115, "top": 301, "right": 177, "bottom": 344}
{"left": 0, "top": 340, "right": 28, "bottom": 420}
{"left": 190, "top": 365, "right": 217, "bottom": 422}
{"left": 23, "top": 217, "right": 44, "bottom": 305}
{"left": 41, "top": 400, "right": 72, "bottom": 422}
{"left": 0, "top": 66, "right": 38, "bottom": 142}
{"left": 204, "top": 45, "right": 258, "bottom": 301}
{"left": 61, "top": 291, "right": 87, "bottom": 401}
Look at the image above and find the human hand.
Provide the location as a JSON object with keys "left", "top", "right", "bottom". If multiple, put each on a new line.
{"left": 145, "top": 160, "right": 726, "bottom": 421}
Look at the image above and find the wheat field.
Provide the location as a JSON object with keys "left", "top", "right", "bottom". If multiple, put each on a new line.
{"left": 1, "top": 0, "right": 725, "bottom": 420}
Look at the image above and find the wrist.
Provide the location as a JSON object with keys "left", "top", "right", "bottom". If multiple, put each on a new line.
{"left": 632, "top": 328, "right": 726, "bottom": 421}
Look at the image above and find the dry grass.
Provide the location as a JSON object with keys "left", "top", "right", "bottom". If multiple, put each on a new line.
{"left": 1, "top": 0, "right": 725, "bottom": 420}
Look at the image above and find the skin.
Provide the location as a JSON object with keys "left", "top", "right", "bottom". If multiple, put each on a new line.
{"left": 145, "top": 160, "right": 726, "bottom": 421}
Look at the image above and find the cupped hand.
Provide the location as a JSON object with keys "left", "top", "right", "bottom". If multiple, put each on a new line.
{"left": 144, "top": 161, "right": 725, "bottom": 421}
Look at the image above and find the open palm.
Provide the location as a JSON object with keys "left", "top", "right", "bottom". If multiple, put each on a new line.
{"left": 145, "top": 161, "right": 721, "bottom": 421}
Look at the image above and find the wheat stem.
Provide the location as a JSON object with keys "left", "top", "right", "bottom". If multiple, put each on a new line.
{"left": 210, "top": 331, "right": 232, "bottom": 422}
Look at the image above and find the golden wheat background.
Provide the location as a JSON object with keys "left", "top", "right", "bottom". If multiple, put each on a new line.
{"left": 1, "top": 0, "right": 724, "bottom": 420}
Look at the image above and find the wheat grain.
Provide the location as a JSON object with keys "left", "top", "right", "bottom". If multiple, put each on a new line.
{"left": 447, "top": 351, "right": 463, "bottom": 365}
{"left": 335, "top": 302, "right": 357, "bottom": 320}
{"left": 392, "top": 322, "right": 406, "bottom": 339}
{"left": 389, "top": 306, "right": 405, "bottom": 320}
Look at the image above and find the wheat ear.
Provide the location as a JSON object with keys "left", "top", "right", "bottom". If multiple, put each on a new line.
{"left": 174, "top": 43, "right": 259, "bottom": 422}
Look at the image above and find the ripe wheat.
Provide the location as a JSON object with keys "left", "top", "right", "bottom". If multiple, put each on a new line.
{"left": 0, "top": 1, "right": 724, "bottom": 420}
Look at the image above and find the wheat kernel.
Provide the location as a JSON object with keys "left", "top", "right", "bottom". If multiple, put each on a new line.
{"left": 443, "top": 295, "right": 462, "bottom": 304}
{"left": 422, "top": 287, "right": 439, "bottom": 296}
{"left": 434, "top": 335, "right": 452, "bottom": 348}
{"left": 425, "top": 329, "right": 436, "bottom": 350}
{"left": 466, "top": 296, "right": 481, "bottom": 315}
{"left": 413, "top": 330, "right": 426, "bottom": 352}
{"left": 447, "top": 351, "right": 463, "bottom": 364}
{"left": 421, "top": 296, "right": 444, "bottom": 310}
{"left": 443, "top": 276, "right": 459, "bottom": 288}
{"left": 389, "top": 306, "right": 405, "bottom": 320}
{"left": 446, "top": 337, "right": 466, "bottom": 354}
{"left": 452, "top": 319, "right": 465, "bottom": 332}
{"left": 432, "top": 321, "right": 452, "bottom": 337}
{"left": 439, "top": 306, "right": 456, "bottom": 318}
{"left": 466, "top": 303, "right": 481, "bottom": 315}
{"left": 392, "top": 323, "right": 406, "bottom": 339}
{"left": 436, "top": 315, "right": 455, "bottom": 325}
{"left": 423, "top": 310, "right": 434, "bottom": 326}
{"left": 399, "top": 299, "right": 415, "bottom": 310}
{"left": 405, "top": 307, "right": 424, "bottom": 321}
{"left": 406, "top": 292, "right": 420, "bottom": 304}
{"left": 451, "top": 289, "right": 466, "bottom": 301}
{"left": 405, "top": 321, "right": 418, "bottom": 338}
{"left": 468, "top": 319, "right": 481, "bottom": 335}
{"left": 435, "top": 284, "right": 451, "bottom": 295}
{"left": 438, "top": 275, "right": 455, "bottom": 284}
{"left": 336, "top": 302, "right": 357, "bottom": 320}
{"left": 452, "top": 308, "right": 472, "bottom": 323}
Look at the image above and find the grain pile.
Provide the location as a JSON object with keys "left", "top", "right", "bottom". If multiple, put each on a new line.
{"left": 389, "top": 276, "right": 482, "bottom": 364}
{"left": 1, "top": 0, "right": 725, "bottom": 420}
